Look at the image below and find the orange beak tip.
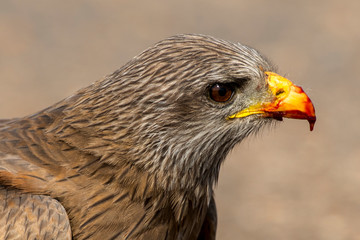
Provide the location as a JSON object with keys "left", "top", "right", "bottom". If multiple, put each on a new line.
{"left": 307, "top": 115, "right": 316, "bottom": 131}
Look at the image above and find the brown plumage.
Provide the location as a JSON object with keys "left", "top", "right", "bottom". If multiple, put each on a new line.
{"left": 0, "top": 34, "right": 315, "bottom": 239}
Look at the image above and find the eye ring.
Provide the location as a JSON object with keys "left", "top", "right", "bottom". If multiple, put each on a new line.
{"left": 209, "top": 83, "right": 234, "bottom": 102}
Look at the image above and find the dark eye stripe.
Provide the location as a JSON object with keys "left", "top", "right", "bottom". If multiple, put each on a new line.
{"left": 209, "top": 84, "right": 233, "bottom": 102}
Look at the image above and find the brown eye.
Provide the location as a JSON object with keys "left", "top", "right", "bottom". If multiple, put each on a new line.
{"left": 209, "top": 83, "right": 234, "bottom": 102}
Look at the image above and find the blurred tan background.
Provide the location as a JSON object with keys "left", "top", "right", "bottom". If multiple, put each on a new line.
{"left": 1, "top": 0, "right": 359, "bottom": 239}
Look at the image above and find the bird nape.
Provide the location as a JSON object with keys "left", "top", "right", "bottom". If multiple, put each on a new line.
{"left": 0, "top": 34, "right": 315, "bottom": 240}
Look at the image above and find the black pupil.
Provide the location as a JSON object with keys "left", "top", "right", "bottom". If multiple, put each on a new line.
{"left": 218, "top": 86, "right": 227, "bottom": 96}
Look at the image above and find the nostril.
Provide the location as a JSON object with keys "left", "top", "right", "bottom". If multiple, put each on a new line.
{"left": 276, "top": 89, "right": 285, "bottom": 96}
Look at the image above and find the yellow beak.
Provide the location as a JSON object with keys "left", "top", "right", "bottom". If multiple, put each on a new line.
{"left": 228, "top": 72, "right": 316, "bottom": 131}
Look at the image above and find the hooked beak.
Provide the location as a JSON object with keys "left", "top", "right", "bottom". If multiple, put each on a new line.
{"left": 228, "top": 72, "right": 316, "bottom": 131}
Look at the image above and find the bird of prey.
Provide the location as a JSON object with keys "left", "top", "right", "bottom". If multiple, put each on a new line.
{"left": 0, "top": 34, "right": 316, "bottom": 240}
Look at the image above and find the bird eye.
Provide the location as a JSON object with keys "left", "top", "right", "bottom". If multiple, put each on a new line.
{"left": 209, "top": 83, "right": 234, "bottom": 102}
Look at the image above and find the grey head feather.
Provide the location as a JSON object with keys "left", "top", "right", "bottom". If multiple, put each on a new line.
{"left": 46, "top": 34, "right": 276, "bottom": 194}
